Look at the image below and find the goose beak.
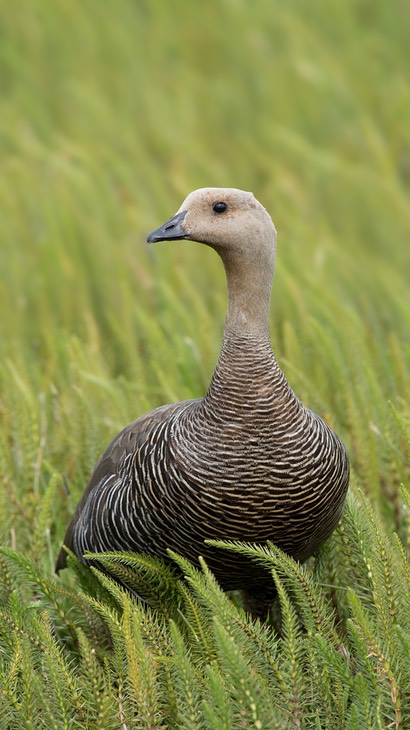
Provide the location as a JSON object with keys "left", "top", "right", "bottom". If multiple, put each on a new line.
{"left": 147, "top": 210, "right": 188, "bottom": 243}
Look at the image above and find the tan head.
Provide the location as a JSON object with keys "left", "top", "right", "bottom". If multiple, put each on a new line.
{"left": 147, "top": 188, "right": 278, "bottom": 335}
{"left": 147, "top": 187, "right": 277, "bottom": 265}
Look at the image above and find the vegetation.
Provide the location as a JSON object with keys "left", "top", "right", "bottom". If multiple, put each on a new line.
{"left": 0, "top": 0, "right": 409, "bottom": 727}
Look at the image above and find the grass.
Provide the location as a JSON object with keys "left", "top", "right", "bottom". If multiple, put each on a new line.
{"left": 0, "top": 0, "right": 409, "bottom": 727}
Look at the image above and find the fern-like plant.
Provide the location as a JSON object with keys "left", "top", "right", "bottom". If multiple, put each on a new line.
{"left": 1, "top": 489, "right": 410, "bottom": 729}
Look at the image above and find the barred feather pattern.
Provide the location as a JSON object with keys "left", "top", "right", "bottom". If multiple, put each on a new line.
{"left": 71, "top": 332, "right": 349, "bottom": 591}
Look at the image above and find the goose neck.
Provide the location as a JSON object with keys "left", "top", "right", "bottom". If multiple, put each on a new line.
{"left": 221, "top": 249, "right": 274, "bottom": 338}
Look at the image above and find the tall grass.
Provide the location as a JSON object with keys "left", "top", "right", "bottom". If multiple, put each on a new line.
{"left": 0, "top": 0, "right": 409, "bottom": 727}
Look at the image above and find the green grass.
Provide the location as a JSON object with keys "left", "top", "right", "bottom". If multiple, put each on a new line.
{"left": 0, "top": 0, "right": 409, "bottom": 727}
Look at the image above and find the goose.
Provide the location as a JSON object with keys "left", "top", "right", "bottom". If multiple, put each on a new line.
{"left": 56, "top": 187, "right": 349, "bottom": 617}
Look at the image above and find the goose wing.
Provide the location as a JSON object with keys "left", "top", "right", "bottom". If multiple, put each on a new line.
{"left": 55, "top": 399, "right": 197, "bottom": 571}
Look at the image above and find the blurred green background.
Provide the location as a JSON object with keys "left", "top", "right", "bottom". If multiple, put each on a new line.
{"left": 0, "top": 0, "right": 409, "bottom": 565}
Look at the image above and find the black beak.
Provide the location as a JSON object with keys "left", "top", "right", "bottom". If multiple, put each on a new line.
{"left": 146, "top": 210, "right": 188, "bottom": 243}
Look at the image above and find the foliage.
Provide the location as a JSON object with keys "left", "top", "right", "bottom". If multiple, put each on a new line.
{"left": 0, "top": 0, "right": 409, "bottom": 727}
{"left": 1, "top": 491, "right": 410, "bottom": 728}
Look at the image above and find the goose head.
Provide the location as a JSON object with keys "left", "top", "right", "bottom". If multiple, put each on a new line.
{"left": 147, "top": 187, "right": 276, "bottom": 265}
{"left": 147, "top": 188, "right": 277, "bottom": 335}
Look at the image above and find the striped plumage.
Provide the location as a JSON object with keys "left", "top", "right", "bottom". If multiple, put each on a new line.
{"left": 56, "top": 187, "right": 349, "bottom": 611}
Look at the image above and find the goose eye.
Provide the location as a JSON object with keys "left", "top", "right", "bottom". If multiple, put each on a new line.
{"left": 213, "top": 201, "right": 227, "bottom": 214}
